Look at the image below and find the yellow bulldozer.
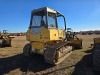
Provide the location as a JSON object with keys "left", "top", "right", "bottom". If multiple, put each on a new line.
{"left": 93, "top": 37, "right": 100, "bottom": 71}
{"left": 0, "top": 30, "right": 15, "bottom": 47}
{"left": 66, "top": 28, "right": 82, "bottom": 49}
{"left": 23, "top": 7, "right": 82, "bottom": 65}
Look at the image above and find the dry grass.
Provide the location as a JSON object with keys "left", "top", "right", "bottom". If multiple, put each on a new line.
{"left": 0, "top": 35, "right": 100, "bottom": 75}
{"left": 0, "top": 36, "right": 28, "bottom": 58}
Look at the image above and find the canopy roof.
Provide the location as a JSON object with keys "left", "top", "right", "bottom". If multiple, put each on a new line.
{"left": 32, "top": 7, "right": 64, "bottom": 16}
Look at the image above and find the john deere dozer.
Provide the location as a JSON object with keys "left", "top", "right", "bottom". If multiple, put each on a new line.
{"left": 0, "top": 30, "right": 15, "bottom": 47}
{"left": 23, "top": 7, "right": 82, "bottom": 65}
{"left": 66, "top": 28, "right": 82, "bottom": 49}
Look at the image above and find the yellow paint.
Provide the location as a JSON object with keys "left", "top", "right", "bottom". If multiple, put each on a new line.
{"left": 26, "top": 27, "right": 50, "bottom": 43}
{"left": 26, "top": 28, "right": 65, "bottom": 42}
{"left": 31, "top": 42, "right": 44, "bottom": 49}
{"left": 9, "top": 36, "right": 15, "bottom": 38}
{"left": 69, "top": 39, "right": 82, "bottom": 45}
{"left": 94, "top": 38, "right": 100, "bottom": 44}
{"left": 26, "top": 27, "right": 65, "bottom": 54}
{"left": 56, "top": 51, "right": 61, "bottom": 59}
{"left": 58, "top": 29, "right": 65, "bottom": 39}
{"left": 49, "top": 29, "right": 59, "bottom": 40}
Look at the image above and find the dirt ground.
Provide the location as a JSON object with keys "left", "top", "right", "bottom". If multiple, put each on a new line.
{"left": 0, "top": 35, "right": 100, "bottom": 75}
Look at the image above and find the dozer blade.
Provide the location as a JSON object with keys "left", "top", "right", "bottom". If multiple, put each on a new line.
{"left": 44, "top": 41, "right": 73, "bottom": 65}
{"left": 9, "top": 36, "right": 15, "bottom": 38}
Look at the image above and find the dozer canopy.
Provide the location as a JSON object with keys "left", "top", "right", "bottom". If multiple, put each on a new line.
{"left": 29, "top": 7, "right": 66, "bottom": 30}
